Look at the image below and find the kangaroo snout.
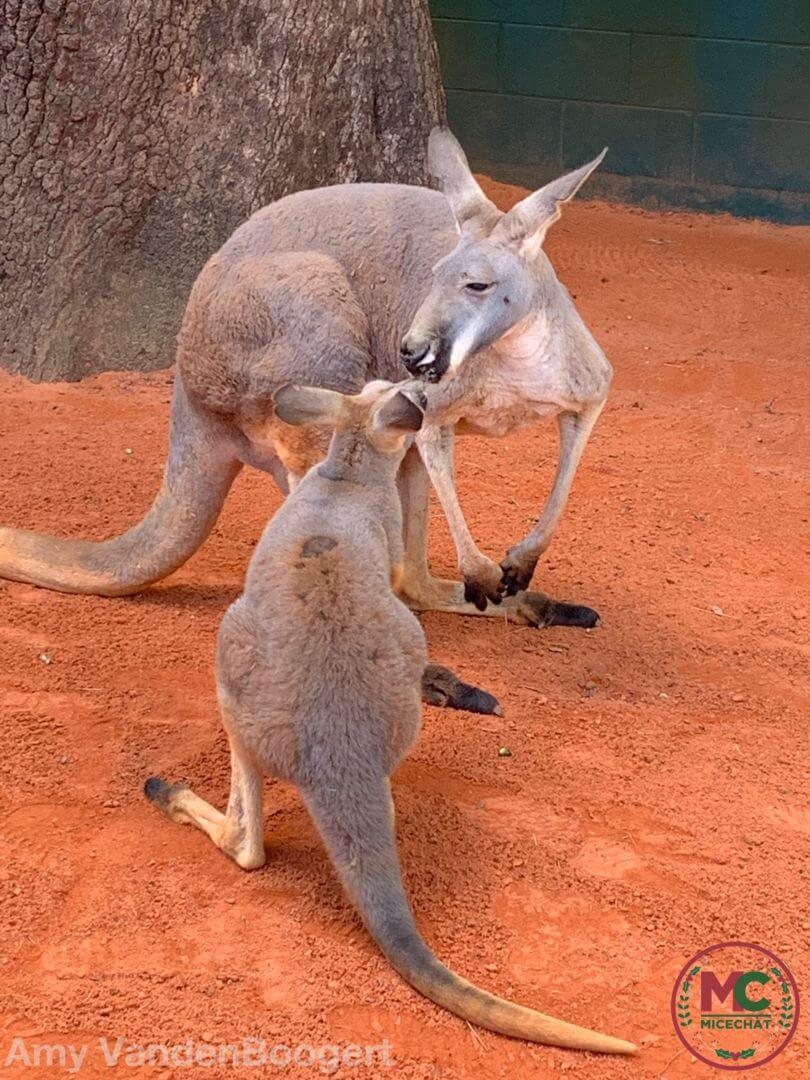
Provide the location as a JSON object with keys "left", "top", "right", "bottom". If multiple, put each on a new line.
{"left": 399, "top": 334, "right": 449, "bottom": 383}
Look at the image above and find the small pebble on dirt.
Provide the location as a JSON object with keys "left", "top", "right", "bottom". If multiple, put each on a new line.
{"left": 498, "top": 747, "right": 512, "bottom": 757}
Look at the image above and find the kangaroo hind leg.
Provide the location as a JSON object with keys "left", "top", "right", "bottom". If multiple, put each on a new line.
{"left": 145, "top": 730, "right": 265, "bottom": 871}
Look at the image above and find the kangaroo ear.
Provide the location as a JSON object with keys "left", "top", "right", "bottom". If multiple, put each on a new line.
{"left": 375, "top": 390, "right": 425, "bottom": 434}
{"left": 428, "top": 127, "right": 501, "bottom": 237}
{"left": 273, "top": 384, "right": 345, "bottom": 427}
{"left": 491, "top": 149, "right": 607, "bottom": 253}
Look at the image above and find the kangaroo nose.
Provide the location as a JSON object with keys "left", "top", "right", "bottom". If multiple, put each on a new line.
{"left": 399, "top": 336, "right": 430, "bottom": 364}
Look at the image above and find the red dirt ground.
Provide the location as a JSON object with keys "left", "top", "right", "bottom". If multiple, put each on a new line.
{"left": 0, "top": 182, "right": 808, "bottom": 1079}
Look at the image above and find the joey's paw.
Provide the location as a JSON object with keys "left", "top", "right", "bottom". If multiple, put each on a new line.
{"left": 463, "top": 558, "right": 504, "bottom": 611}
{"left": 499, "top": 547, "right": 538, "bottom": 597}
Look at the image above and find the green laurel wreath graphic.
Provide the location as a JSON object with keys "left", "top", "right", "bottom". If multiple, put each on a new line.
{"left": 771, "top": 966, "right": 796, "bottom": 1030}
{"left": 676, "top": 965, "right": 701, "bottom": 1028}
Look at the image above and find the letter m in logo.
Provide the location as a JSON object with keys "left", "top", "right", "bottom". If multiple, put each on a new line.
{"left": 701, "top": 970, "right": 771, "bottom": 1013}
{"left": 701, "top": 971, "right": 742, "bottom": 1012}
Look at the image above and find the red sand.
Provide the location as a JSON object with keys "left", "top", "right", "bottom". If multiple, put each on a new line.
{"left": 0, "top": 181, "right": 807, "bottom": 1078}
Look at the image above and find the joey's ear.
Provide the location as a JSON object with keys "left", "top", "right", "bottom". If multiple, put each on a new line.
{"left": 375, "top": 390, "right": 425, "bottom": 434}
{"left": 428, "top": 127, "right": 501, "bottom": 237}
{"left": 491, "top": 148, "right": 607, "bottom": 252}
{"left": 273, "top": 384, "right": 345, "bottom": 427}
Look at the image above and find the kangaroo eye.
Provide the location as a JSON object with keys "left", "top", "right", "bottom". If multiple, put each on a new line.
{"left": 465, "top": 281, "right": 493, "bottom": 293}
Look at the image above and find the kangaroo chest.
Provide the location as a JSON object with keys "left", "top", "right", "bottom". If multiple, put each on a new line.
{"left": 426, "top": 311, "right": 608, "bottom": 438}
{"left": 452, "top": 371, "right": 564, "bottom": 438}
{"left": 431, "top": 348, "right": 576, "bottom": 439}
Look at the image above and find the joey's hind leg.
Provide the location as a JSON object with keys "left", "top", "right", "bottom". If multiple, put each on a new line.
{"left": 144, "top": 736, "right": 265, "bottom": 870}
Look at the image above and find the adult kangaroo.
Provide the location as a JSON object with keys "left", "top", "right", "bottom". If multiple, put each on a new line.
{"left": 0, "top": 129, "right": 610, "bottom": 629}
{"left": 144, "top": 380, "right": 635, "bottom": 1055}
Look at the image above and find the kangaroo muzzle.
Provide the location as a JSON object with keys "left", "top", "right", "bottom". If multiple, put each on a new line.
{"left": 399, "top": 334, "right": 450, "bottom": 384}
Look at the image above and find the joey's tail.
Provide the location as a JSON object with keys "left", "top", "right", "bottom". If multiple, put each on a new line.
{"left": 0, "top": 376, "right": 242, "bottom": 596}
{"left": 301, "top": 778, "right": 636, "bottom": 1054}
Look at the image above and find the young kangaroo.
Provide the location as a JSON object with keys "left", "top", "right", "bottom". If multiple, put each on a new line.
{"left": 144, "top": 380, "right": 635, "bottom": 1055}
{"left": 0, "top": 129, "right": 607, "bottom": 633}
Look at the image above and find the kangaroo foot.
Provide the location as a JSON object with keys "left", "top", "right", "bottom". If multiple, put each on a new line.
{"left": 422, "top": 663, "right": 502, "bottom": 715}
{"left": 510, "top": 592, "right": 601, "bottom": 629}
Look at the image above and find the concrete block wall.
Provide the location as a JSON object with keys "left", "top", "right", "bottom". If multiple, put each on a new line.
{"left": 431, "top": 1, "right": 810, "bottom": 222}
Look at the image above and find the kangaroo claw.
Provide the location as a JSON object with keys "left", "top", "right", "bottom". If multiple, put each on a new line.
{"left": 499, "top": 551, "right": 538, "bottom": 597}
{"left": 463, "top": 579, "right": 500, "bottom": 611}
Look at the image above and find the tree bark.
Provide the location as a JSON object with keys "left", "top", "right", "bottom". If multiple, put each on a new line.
{"left": 0, "top": 0, "right": 445, "bottom": 381}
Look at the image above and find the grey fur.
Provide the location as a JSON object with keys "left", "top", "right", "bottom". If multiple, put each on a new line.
{"left": 0, "top": 127, "right": 608, "bottom": 627}
{"left": 144, "top": 380, "right": 634, "bottom": 1055}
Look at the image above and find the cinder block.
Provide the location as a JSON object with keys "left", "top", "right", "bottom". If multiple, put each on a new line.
{"left": 431, "top": 0, "right": 564, "bottom": 23}
{"left": 630, "top": 35, "right": 770, "bottom": 115}
{"left": 563, "top": 101, "right": 693, "bottom": 180}
{"left": 564, "top": 0, "right": 699, "bottom": 36}
{"left": 446, "top": 89, "right": 561, "bottom": 166}
{"left": 699, "top": 0, "right": 810, "bottom": 46}
{"left": 767, "top": 45, "right": 810, "bottom": 121}
{"left": 695, "top": 114, "right": 810, "bottom": 190}
{"left": 501, "top": 25, "right": 630, "bottom": 101}
{"left": 433, "top": 19, "right": 499, "bottom": 92}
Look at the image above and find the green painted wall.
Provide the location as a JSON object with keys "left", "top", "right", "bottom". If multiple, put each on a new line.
{"left": 430, "top": 1, "right": 810, "bottom": 222}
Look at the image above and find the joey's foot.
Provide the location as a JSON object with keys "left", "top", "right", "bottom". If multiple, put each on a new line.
{"left": 499, "top": 546, "right": 539, "bottom": 597}
{"left": 144, "top": 776, "right": 190, "bottom": 820}
{"left": 463, "top": 557, "right": 505, "bottom": 612}
{"left": 513, "top": 592, "right": 601, "bottom": 629}
{"left": 422, "top": 663, "right": 503, "bottom": 716}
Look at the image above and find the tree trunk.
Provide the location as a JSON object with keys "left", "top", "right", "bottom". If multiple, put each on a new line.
{"left": 0, "top": 0, "right": 445, "bottom": 382}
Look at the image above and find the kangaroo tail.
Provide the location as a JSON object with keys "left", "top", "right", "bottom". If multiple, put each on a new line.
{"left": 0, "top": 375, "right": 242, "bottom": 596}
{"left": 300, "top": 777, "right": 636, "bottom": 1054}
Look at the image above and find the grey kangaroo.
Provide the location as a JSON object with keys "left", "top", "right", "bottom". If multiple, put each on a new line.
{"left": 144, "top": 380, "right": 635, "bottom": 1055}
{"left": 0, "top": 129, "right": 608, "bottom": 628}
